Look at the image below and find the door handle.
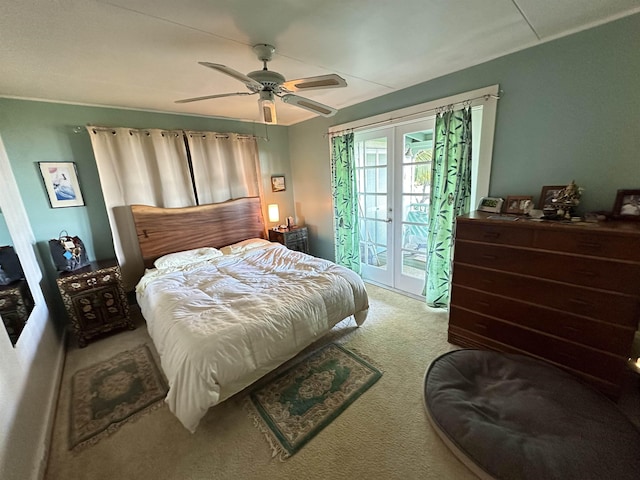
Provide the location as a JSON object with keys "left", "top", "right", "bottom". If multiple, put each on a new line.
{"left": 384, "top": 218, "right": 392, "bottom": 223}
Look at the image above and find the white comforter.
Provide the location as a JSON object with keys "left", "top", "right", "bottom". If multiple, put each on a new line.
{"left": 136, "top": 242, "right": 369, "bottom": 432}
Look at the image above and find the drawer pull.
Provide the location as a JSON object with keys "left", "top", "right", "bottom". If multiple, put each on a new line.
{"left": 481, "top": 254, "right": 497, "bottom": 260}
{"left": 577, "top": 242, "right": 602, "bottom": 250}
{"left": 575, "top": 270, "right": 597, "bottom": 278}
{"left": 563, "top": 325, "right": 580, "bottom": 332}
{"left": 476, "top": 301, "right": 490, "bottom": 308}
{"left": 475, "top": 323, "right": 488, "bottom": 330}
{"left": 557, "top": 351, "right": 577, "bottom": 361}
{"left": 483, "top": 232, "right": 500, "bottom": 239}
{"left": 568, "top": 298, "right": 591, "bottom": 307}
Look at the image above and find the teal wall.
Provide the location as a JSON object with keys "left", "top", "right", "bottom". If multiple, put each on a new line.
{"left": 290, "top": 13, "right": 640, "bottom": 260}
{"left": 0, "top": 101, "right": 291, "bottom": 312}
{"left": 1, "top": 14, "right": 639, "bottom": 290}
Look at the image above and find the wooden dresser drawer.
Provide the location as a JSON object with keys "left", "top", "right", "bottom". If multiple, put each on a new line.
{"left": 454, "top": 241, "right": 640, "bottom": 294}
{"left": 452, "top": 264, "right": 639, "bottom": 326}
{"left": 455, "top": 221, "right": 533, "bottom": 247}
{"left": 534, "top": 229, "right": 640, "bottom": 262}
{"left": 449, "top": 308, "right": 626, "bottom": 387}
{"left": 450, "top": 285, "right": 635, "bottom": 354}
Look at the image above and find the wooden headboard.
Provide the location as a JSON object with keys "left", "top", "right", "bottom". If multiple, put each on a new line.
{"left": 131, "top": 197, "right": 266, "bottom": 268}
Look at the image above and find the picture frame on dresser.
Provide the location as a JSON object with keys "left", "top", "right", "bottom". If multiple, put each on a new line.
{"left": 537, "top": 185, "right": 565, "bottom": 209}
{"left": 505, "top": 196, "right": 533, "bottom": 215}
{"left": 612, "top": 189, "right": 640, "bottom": 220}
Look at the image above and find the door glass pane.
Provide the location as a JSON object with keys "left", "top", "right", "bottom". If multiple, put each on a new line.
{"left": 356, "top": 134, "right": 389, "bottom": 274}
{"left": 376, "top": 167, "right": 387, "bottom": 193}
{"left": 364, "top": 137, "right": 387, "bottom": 166}
{"left": 401, "top": 250, "right": 425, "bottom": 279}
{"left": 403, "top": 163, "right": 431, "bottom": 195}
{"left": 400, "top": 128, "right": 433, "bottom": 284}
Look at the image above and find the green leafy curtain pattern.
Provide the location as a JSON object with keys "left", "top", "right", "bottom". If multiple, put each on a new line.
{"left": 425, "top": 107, "right": 472, "bottom": 307}
{"left": 330, "top": 133, "right": 361, "bottom": 273}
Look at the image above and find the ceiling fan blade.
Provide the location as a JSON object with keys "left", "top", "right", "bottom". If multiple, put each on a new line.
{"left": 175, "top": 92, "right": 255, "bottom": 104}
{"left": 281, "top": 74, "right": 347, "bottom": 92}
{"left": 199, "top": 62, "right": 264, "bottom": 91}
{"left": 280, "top": 94, "right": 338, "bottom": 117}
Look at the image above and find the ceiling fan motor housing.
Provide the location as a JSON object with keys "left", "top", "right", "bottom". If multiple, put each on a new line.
{"left": 247, "top": 69, "right": 286, "bottom": 92}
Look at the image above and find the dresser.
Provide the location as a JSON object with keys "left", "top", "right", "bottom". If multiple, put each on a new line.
{"left": 268, "top": 226, "right": 309, "bottom": 254}
{"left": 449, "top": 212, "right": 640, "bottom": 398}
{"left": 56, "top": 259, "right": 134, "bottom": 347}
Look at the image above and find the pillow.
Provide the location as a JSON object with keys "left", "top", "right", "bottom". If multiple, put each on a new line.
{"left": 153, "top": 247, "right": 223, "bottom": 269}
{"left": 220, "top": 238, "right": 272, "bottom": 255}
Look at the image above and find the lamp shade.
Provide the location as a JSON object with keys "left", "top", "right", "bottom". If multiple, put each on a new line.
{"left": 259, "top": 91, "right": 277, "bottom": 124}
{"left": 268, "top": 204, "right": 279, "bottom": 223}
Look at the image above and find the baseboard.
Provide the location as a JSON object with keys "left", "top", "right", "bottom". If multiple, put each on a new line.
{"left": 37, "top": 327, "right": 67, "bottom": 480}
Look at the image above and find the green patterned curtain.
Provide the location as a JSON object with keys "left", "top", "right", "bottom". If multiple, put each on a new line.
{"left": 330, "top": 132, "right": 361, "bottom": 273}
{"left": 425, "top": 107, "right": 472, "bottom": 307}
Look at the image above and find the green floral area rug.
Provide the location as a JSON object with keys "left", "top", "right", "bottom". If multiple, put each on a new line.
{"left": 69, "top": 344, "right": 168, "bottom": 451}
{"left": 247, "top": 343, "right": 382, "bottom": 459}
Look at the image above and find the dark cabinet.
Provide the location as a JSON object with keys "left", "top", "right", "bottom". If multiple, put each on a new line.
{"left": 268, "top": 226, "right": 309, "bottom": 254}
{"left": 56, "top": 260, "right": 134, "bottom": 347}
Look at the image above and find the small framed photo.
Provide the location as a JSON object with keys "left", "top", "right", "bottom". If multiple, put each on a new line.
{"left": 271, "top": 175, "right": 286, "bottom": 192}
{"left": 505, "top": 195, "right": 533, "bottom": 215}
{"left": 39, "top": 162, "right": 85, "bottom": 208}
{"left": 478, "top": 197, "right": 504, "bottom": 213}
{"left": 612, "top": 189, "right": 640, "bottom": 220}
{"left": 538, "top": 185, "right": 565, "bottom": 209}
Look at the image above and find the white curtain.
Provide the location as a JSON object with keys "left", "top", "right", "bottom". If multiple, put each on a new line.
{"left": 186, "top": 132, "right": 261, "bottom": 203}
{"left": 87, "top": 127, "right": 195, "bottom": 290}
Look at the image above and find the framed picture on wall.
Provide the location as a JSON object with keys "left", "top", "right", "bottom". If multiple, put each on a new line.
{"left": 38, "top": 162, "right": 85, "bottom": 208}
{"left": 271, "top": 175, "right": 286, "bottom": 192}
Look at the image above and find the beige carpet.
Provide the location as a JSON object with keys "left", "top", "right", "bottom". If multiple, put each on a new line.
{"left": 44, "top": 283, "right": 640, "bottom": 480}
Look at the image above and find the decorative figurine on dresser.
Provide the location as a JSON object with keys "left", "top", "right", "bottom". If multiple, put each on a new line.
{"left": 56, "top": 259, "right": 134, "bottom": 347}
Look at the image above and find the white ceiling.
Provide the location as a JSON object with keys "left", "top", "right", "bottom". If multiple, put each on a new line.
{"left": 1, "top": 0, "right": 639, "bottom": 126}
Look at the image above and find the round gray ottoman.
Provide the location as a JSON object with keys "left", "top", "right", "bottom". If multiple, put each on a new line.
{"left": 423, "top": 349, "right": 640, "bottom": 480}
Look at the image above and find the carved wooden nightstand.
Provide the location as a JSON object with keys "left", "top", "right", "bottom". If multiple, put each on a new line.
{"left": 56, "top": 259, "right": 134, "bottom": 347}
{"left": 268, "top": 226, "right": 309, "bottom": 254}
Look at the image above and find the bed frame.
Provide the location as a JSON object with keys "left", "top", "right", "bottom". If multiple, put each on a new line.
{"left": 131, "top": 197, "right": 266, "bottom": 268}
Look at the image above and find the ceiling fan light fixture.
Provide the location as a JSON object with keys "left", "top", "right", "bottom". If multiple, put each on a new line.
{"left": 259, "top": 90, "right": 277, "bottom": 124}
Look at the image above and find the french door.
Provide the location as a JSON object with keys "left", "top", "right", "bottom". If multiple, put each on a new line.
{"left": 355, "top": 119, "right": 434, "bottom": 296}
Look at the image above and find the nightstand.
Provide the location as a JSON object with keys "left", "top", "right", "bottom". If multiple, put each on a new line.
{"left": 56, "top": 259, "right": 134, "bottom": 347}
{"left": 268, "top": 226, "right": 309, "bottom": 254}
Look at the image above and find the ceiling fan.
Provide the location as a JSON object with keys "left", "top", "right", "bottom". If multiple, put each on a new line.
{"left": 176, "top": 44, "right": 347, "bottom": 124}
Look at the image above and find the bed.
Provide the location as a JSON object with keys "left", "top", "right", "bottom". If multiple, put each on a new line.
{"left": 130, "top": 197, "right": 369, "bottom": 432}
